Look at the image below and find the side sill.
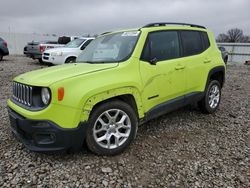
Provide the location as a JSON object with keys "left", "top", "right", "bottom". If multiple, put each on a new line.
{"left": 140, "top": 92, "right": 204, "bottom": 124}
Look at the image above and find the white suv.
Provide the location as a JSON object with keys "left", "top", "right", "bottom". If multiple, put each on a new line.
{"left": 42, "top": 37, "right": 94, "bottom": 65}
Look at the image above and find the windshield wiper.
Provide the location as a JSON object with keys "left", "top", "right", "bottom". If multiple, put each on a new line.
{"left": 84, "top": 61, "right": 107, "bottom": 64}
{"left": 77, "top": 61, "right": 116, "bottom": 64}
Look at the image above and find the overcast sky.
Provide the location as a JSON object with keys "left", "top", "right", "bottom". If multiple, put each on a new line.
{"left": 0, "top": 0, "right": 249, "bottom": 37}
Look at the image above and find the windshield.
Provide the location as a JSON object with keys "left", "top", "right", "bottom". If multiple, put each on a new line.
{"left": 65, "top": 38, "right": 85, "bottom": 48}
{"left": 76, "top": 31, "right": 140, "bottom": 63}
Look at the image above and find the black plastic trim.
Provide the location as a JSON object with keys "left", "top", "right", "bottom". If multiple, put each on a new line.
{"left": 143, "top": 92, "right": 204, "bottom": 122}
{"left": 143, "top": 22, "right": 206, "bottom": 29}
{"left": 7, "top": 107, "right": 88, "bottom": 152}
{"left": 148, "top": 95, "right": 159, "bottom": 100}
{"left": 206, "top": 66, "right": 226, "bottom": 88}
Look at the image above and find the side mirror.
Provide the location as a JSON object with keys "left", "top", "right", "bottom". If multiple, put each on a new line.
{"left": 149, "top": 57, "right": 158, "bottom": 65}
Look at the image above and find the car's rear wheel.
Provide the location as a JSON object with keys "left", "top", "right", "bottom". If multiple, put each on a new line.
{"left": 38, "top": 58, "right": 43, "bottom": 64}
{"left": 224, "top": 56, "right": 228, "bottom": 64}
{"left": 86, "top": 100, "right": 138, "bottom": 155}
{"left": 198, "top": 80, "right": 221, "bottom": 114}
{"left": 0, "top": 52, "right": 3, "bottom": 61}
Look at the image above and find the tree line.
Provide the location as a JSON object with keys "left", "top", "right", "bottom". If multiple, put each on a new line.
{"left": 217, "top": 28, "right": 250, "bottom": 43}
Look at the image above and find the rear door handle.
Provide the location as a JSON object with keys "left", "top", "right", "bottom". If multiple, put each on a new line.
{"left": 204, "top": 58, "right": 211, "bottom": 63}
{"left": 175, "top": 65, "right": 185, "bottom": 70}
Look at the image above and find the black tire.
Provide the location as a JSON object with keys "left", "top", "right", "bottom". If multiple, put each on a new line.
{"left": 86, "top": 100, "right": 138, "bottom": 155}
{"left": 38, "top": 58, "right": 43, "bottom": 64}
{"left": 65, "top": 57, "right": 76, "bottom": 64}
{"left": 198, "top": 80, "right": 221, "bottom": 114}
{"left": 0, "top": 52, "right": 3, "bottom": 61}
{"left": 224, "top": 56, "right": 228, "bottom": 64}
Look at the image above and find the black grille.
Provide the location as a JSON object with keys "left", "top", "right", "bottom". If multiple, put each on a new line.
{"left": 43, "top": 53, "right": 50, "bottom": 56}
{"left": 12, "top": 82, "right": 33, "bottom": 107}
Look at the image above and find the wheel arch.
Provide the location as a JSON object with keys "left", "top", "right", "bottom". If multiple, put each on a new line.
{"left": 65, "top": 56, "right": 77, "bottom": 63}
{"left": 80, "top": 87, "right": 144, "bottom": 122}
{"left": 206, "top": 66, "right": 225, "bottom": 88}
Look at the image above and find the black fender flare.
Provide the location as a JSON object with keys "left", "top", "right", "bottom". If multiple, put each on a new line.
{"left": 206, "top": 66, "right": 226, "bottom": 89}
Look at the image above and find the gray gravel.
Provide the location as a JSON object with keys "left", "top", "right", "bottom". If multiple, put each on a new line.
{"left": 0, "top": 56, "right": 249, "bottom": 187}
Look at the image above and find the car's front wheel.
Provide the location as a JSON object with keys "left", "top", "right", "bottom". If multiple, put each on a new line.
{"left": 86, "top": 100, "right": 138, "bottom": 155}
{"left": 65, "top": 57, "right": 76, "bottom": 64}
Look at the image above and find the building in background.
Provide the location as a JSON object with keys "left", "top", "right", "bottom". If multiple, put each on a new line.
{"left": 0, "top": 32, "right": 57, "bottom": 54}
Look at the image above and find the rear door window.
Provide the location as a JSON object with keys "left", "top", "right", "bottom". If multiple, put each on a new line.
{"left": 200, "top": 32, "right": 210, "bottom": 50}
{"left": 180, "top": 31, "right": 203, "bottom": 56}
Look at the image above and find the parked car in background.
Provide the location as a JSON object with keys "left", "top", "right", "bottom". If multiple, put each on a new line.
{"left": 218, "top": 46, "right": 229, "bottom": 64}
{"left": 24, "top": 36, "right": 79, "bottom": 63}
{"left": 24, "top": 41, "right": 64, "bottom": 63}
{"left": 0, "top": 37, "right": 9, "bottom": 61}
{"left": 42, "top": 37, "right": 94, "bottom": 65}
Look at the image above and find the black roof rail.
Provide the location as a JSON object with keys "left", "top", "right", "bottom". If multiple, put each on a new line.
{"left": 142, "top": 22, "right": 206, "bottom": 29}
{"left": 100, "top": 31, "right": 111, "bottom": 35}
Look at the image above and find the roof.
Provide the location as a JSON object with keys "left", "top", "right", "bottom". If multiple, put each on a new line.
{"left": 100, "top": 22, "right": 208, "bottom": 36}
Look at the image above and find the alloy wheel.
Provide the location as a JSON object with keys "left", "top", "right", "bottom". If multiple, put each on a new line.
{"left": 93, "top": 109, "right": 131, "bottom": 149}
{"left": 208, "top": 85, "right": 220, "bottom": 108}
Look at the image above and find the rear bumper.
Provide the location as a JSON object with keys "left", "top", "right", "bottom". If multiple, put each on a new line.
{"left": 1, "top": 48, "right": 9, "bottom": 55}
{"left": 4, "top": 50, "right": 9, "bottom": 56}
{"left": 8, "top": 107, "right": 88, "bottom": 152}
{"left": 24, "top": 53, "right": 42, "bottom": 59}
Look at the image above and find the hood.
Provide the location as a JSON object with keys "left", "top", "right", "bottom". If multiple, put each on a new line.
{"left": 44, "top": 47, "right": 78, "bottom": 53}
{"left": 14, "top": 63, "right": 118, "bottom": 86}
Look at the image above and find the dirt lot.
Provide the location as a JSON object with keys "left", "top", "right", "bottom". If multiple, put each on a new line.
{"left": 0, "top": 56, "right": 249, "bottom": 187}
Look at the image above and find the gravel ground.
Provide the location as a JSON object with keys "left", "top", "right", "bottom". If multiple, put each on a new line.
{"left": 0, "top": 56, "right": 249, "bottom": 187}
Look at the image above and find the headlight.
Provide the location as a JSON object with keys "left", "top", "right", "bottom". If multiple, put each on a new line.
{"left": 41, "top": 88, "right": 51, "bottom": 105}
{"left": 51, "top": 51, "right": 63, "bottom": 56}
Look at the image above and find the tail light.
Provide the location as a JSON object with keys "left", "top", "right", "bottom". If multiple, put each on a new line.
{"left": 39, "top": 45, "right": 46, "bottom": 53}
{"left": 3, "top": 41, "right": 7, "bottom": 48}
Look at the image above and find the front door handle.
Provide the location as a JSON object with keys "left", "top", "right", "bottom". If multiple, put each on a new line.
{"left": 175, "top": 65, "right": 185, "bottom": 70}
{"left": 204, "top": 58, "right": 211, "bottom": 63}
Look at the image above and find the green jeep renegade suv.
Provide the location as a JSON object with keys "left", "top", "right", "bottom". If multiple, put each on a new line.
{"left": 7, "top": 23, "right": 225, "bottom": 155}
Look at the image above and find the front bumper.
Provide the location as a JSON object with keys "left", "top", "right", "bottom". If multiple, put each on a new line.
{"left": 8, "top": 107, "right": 88, "bottom": 152}
{"left": 42, "top": 54, "right": 65, "bottom": 65}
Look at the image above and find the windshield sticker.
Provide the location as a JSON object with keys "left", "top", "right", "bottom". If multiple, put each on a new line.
{"left": 121, "top": 31, "right": 140, "bottom": 37}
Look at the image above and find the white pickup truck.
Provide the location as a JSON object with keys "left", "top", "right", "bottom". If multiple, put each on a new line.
{"left": 42, "top": 37, "right": 94, "bottom": 65}
{"left": 24, "top": 36, "right": 79, "bottom": 63}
